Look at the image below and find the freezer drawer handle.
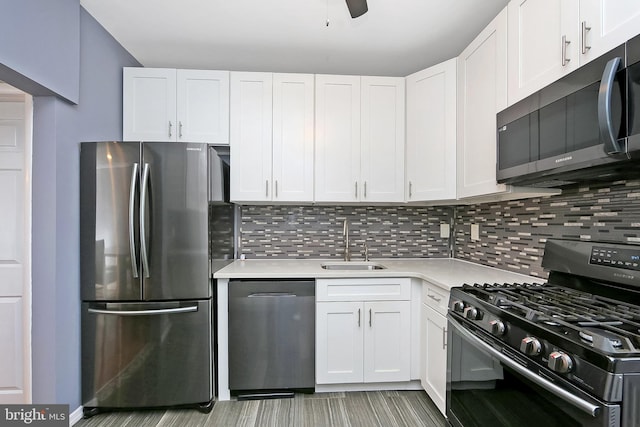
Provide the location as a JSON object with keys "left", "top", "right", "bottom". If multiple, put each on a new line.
{"left": 140, "top": 163, "right": 151, "bottom": 278}
{"left": 88, "top": 306, "right": 198, "bottom": 316}
{"left": 247, "top": 292, "right": 297, "bottom": 298}
{"left": 129, "top": 162, "right": 140, "bottom": 278}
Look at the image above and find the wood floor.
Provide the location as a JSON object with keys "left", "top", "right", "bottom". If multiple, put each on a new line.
{"left": 75, "top": 391, "right": 448, "bottom": 427}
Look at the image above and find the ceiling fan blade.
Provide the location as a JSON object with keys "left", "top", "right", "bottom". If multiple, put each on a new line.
{"left": 345, "top": 0, "right": 368, "bottom": 18}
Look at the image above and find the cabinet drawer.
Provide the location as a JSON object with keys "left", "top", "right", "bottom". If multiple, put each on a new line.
{"left": 422, "top": 282, "right": 449, "bottom": 315}
{"left": 317, "top": 278, "right": 411, "bottom": 302}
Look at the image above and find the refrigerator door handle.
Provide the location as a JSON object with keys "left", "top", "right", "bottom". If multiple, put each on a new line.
{"left": 87, "top": 306, "right": 198, "bottom": 316}
{"left": 140, "top": 163, "right": 151, "bottom": 278}
{"left": 129, "top": 162, "right": 140, "bottom": 278}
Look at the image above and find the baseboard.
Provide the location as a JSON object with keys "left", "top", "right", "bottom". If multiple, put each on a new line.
{"left": 315, "top": 380, "right": 423, "bottom": 393}
{"left": 69, "top": 406, "right": 83, "bottom": 426}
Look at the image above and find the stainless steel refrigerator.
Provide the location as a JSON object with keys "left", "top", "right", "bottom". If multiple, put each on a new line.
{"left": 80, "top": 141, "right": 228, "bottom": 417}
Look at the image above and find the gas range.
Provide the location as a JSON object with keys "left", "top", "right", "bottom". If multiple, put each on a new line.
{"left": 447, "top": 239, "right": 640, "bottom": 427}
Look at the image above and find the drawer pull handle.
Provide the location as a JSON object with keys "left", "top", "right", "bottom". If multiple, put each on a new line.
{"left": 428, "top": 294, "right": 442, "bottom": 303}
{"left": 358, "top": 308, "right": 361, "bottom": 327}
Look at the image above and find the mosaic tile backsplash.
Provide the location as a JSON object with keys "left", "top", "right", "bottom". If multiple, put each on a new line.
{"left": 235, "top": 180, "right": 640, "bottom": 279}
{"left": 239, "top": 205, "right": 453, "bottom": 259}
{"left": 454, "top": 179, "right": 640, "bottom": 278}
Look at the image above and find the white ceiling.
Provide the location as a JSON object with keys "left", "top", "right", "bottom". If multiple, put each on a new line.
{"left": 80, "top": 0, "right": 509, "bottom": 77}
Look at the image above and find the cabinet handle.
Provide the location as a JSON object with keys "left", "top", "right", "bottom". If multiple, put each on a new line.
{"left": 442, "top": 327, "right": 447, "bottom": 350}
{"left": 369, "top": 308, "right": 372, "bottom": 327}
{"left": 355, "top": 181, "right": 358, "bottom": 198}
{"left": 265, "top": 180, "right": 269, "bottom": 197}
{"left": 358, "top": 308, "right": 361, "bottom": 327}
{"left": 364, "top": 181, "right": 367, "bottom": 198}
{"left": 409, "top": 181, "right": 412, "bottom": 199}
{"left": 168, "top": 121, "right": 173, "bottom": 137}
{"left": 179, "top": 121, "right": 183, "bottom": 138}
{"left": 561, "top": 35, "right": 571, "bottom": 67}
{"left": 275, "top": 180, "right": 278, "bottom": 198}
{"left": 428, "top": 294, "right": 442, "bottom": 303}
{"left": 581, "top": 21, "right": 591, "bottom": 55}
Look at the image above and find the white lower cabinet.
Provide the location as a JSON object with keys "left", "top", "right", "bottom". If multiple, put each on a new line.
{"left": 420, "top": 303, "right": 447, "bottom": 415}
{"left": 316, "top": 279, "right": 411, "bottom": 385}
{"left": 420, "top": 282, "right": 450, "bottom": 416}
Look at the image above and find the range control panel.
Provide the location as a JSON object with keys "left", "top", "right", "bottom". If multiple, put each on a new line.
{"left": 590, "top": 246, "right": 640, "bottom": 271}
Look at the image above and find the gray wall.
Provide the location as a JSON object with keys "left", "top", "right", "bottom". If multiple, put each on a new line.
{"left": 0, "top": 0, "right": 80, "bottom": 103}
{"left": 2, "top": 3, "right": 140, "bottom": 408}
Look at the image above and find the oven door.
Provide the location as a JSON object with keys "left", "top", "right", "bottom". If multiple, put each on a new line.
{"left": 446, "top": 314, "right": 620, "bottom": 427}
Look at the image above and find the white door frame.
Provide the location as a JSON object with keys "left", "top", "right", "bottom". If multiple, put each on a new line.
{"left": 0, "top": 84, "right": 33, "bottom": 404}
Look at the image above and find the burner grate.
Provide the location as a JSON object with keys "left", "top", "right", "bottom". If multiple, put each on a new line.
{"left": 462, "top": 282, "right": 640, "bottom": 354}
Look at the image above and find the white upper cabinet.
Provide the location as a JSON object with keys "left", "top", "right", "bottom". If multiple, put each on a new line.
{"left": 230, "top": 72, "right": 273, "bottom": 202}
{"left": 579, "top": 0, "right": 640, "bottom": 64}
{"left": 507, "top": 0, "right": 640, "bottom": 106}
{"left": 405, "top": 59, "right": 457, "bottom": 202}
{"left": 231, "top": 72, "right": 315, "bottom": 203}
{"left": 457, "top": 9, "right": 509, "bottom": 199}
{"left": 176, "top": 70, "right": 230, "bottom": 144}
{"left": 315, "top": 75, "right": 404, "bottom": 203}
{"left": 123, "top": 67, "right": 229, "bottom": 143}
{"left": 360, "top": 77, "right": 405, "bottom": 203}
{"left": 507, "top": 0, "right": 579, "bottom": 105}
{"left": 315, "top": 75, "right": 361, "bottom": 202}
{"left": 272, "top": 73, "right": 315, "bottom": 202}
{"left": 123, "top": 68, "right": 177, "bottom": 141}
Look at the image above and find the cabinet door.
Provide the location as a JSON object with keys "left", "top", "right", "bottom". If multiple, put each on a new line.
{"left": 272, "top": 73, "right": 315, "bottom": 202}
{"left": 422, "top": 304, "right": 447, "bottom": 415}
{"left": 176, "top": 70, "right": 229, "bottom": 144}
{"left": 363, "top": 301, "right": 411, "bottom": 383}
{"left": 230, "top": 72, "right": 273, "bottom": 202}
{"left": 405, "top": 59, "right": 457, "bottom": 201}
{"left": 580, "top": 0, "right": 640, "bottom": 65}
{"left": 457, "top": 9, "right": 509, "bottom": 199}
{"left": 316, "top": 302, "right": 363, "bottom": 384}
{"left": 360, "top": 76, "right": 405, "bottom": 202}
{"left": 123, "top": 68, "right": 177, "bottom": 141}
{"left": 315, "top": 75, "right": 361, "bottom": 202}
{"left": 507, "top": 0, "right": 579, "bottom": 105}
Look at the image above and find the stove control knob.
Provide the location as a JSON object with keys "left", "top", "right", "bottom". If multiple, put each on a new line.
{"left": 548, "top": 351, "right": 573, "bottom": 374}
{"left": 489, "top": 320, "right": 506, "bottom": 336}
{"left": 466, "top": 307, "right": 482, "bottom": 320}
{"left": 520, "top": 337, "right": 542, "bottom": 356}
{"left": 452, "top": 301, "right": 465, "bottom": 313}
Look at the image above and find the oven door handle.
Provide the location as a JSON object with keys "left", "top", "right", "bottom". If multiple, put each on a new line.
{"left": 447, "top": 315, "right": 601, "bottom": 418}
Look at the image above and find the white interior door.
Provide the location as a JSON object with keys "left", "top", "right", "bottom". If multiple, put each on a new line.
{"left": 0, "top": 89, "right": 32, "bottom": 404}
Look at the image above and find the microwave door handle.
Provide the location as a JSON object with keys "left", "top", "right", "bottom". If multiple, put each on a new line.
{"left": 598, "top": 57, "right": 624, "bottom": 155}
{"left": 447, "top": 315, "right": 601, "bottom": 418}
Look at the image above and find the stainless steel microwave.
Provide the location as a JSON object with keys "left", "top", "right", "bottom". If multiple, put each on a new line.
{"left": 496, "top": 34, "right": 640, "bottom": 187}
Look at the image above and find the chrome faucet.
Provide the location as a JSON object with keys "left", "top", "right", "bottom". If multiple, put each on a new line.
{"left": 343, "top": 219, "right": 350, "bottom": 261}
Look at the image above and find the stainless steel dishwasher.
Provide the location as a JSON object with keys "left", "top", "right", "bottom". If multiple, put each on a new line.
{"left": 228, "top": 279, "right": 315, "bottom": 398}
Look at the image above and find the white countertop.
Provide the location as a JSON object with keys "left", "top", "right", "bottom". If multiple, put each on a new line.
{"left": 214, "top": 258, "right": 544, "bottom": 291}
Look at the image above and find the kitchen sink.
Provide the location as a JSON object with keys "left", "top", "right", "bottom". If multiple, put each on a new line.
{"left": 320, "top": 261, "right": 387, "bottom": 270}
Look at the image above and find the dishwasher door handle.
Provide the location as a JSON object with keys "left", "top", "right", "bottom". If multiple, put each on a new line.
{"left": 247, "top": 292, "right": 297, "bottom": 298}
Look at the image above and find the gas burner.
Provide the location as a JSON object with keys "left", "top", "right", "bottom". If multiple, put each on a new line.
{"left": 579, "top": 328, "right": 624, "bottom": 351}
